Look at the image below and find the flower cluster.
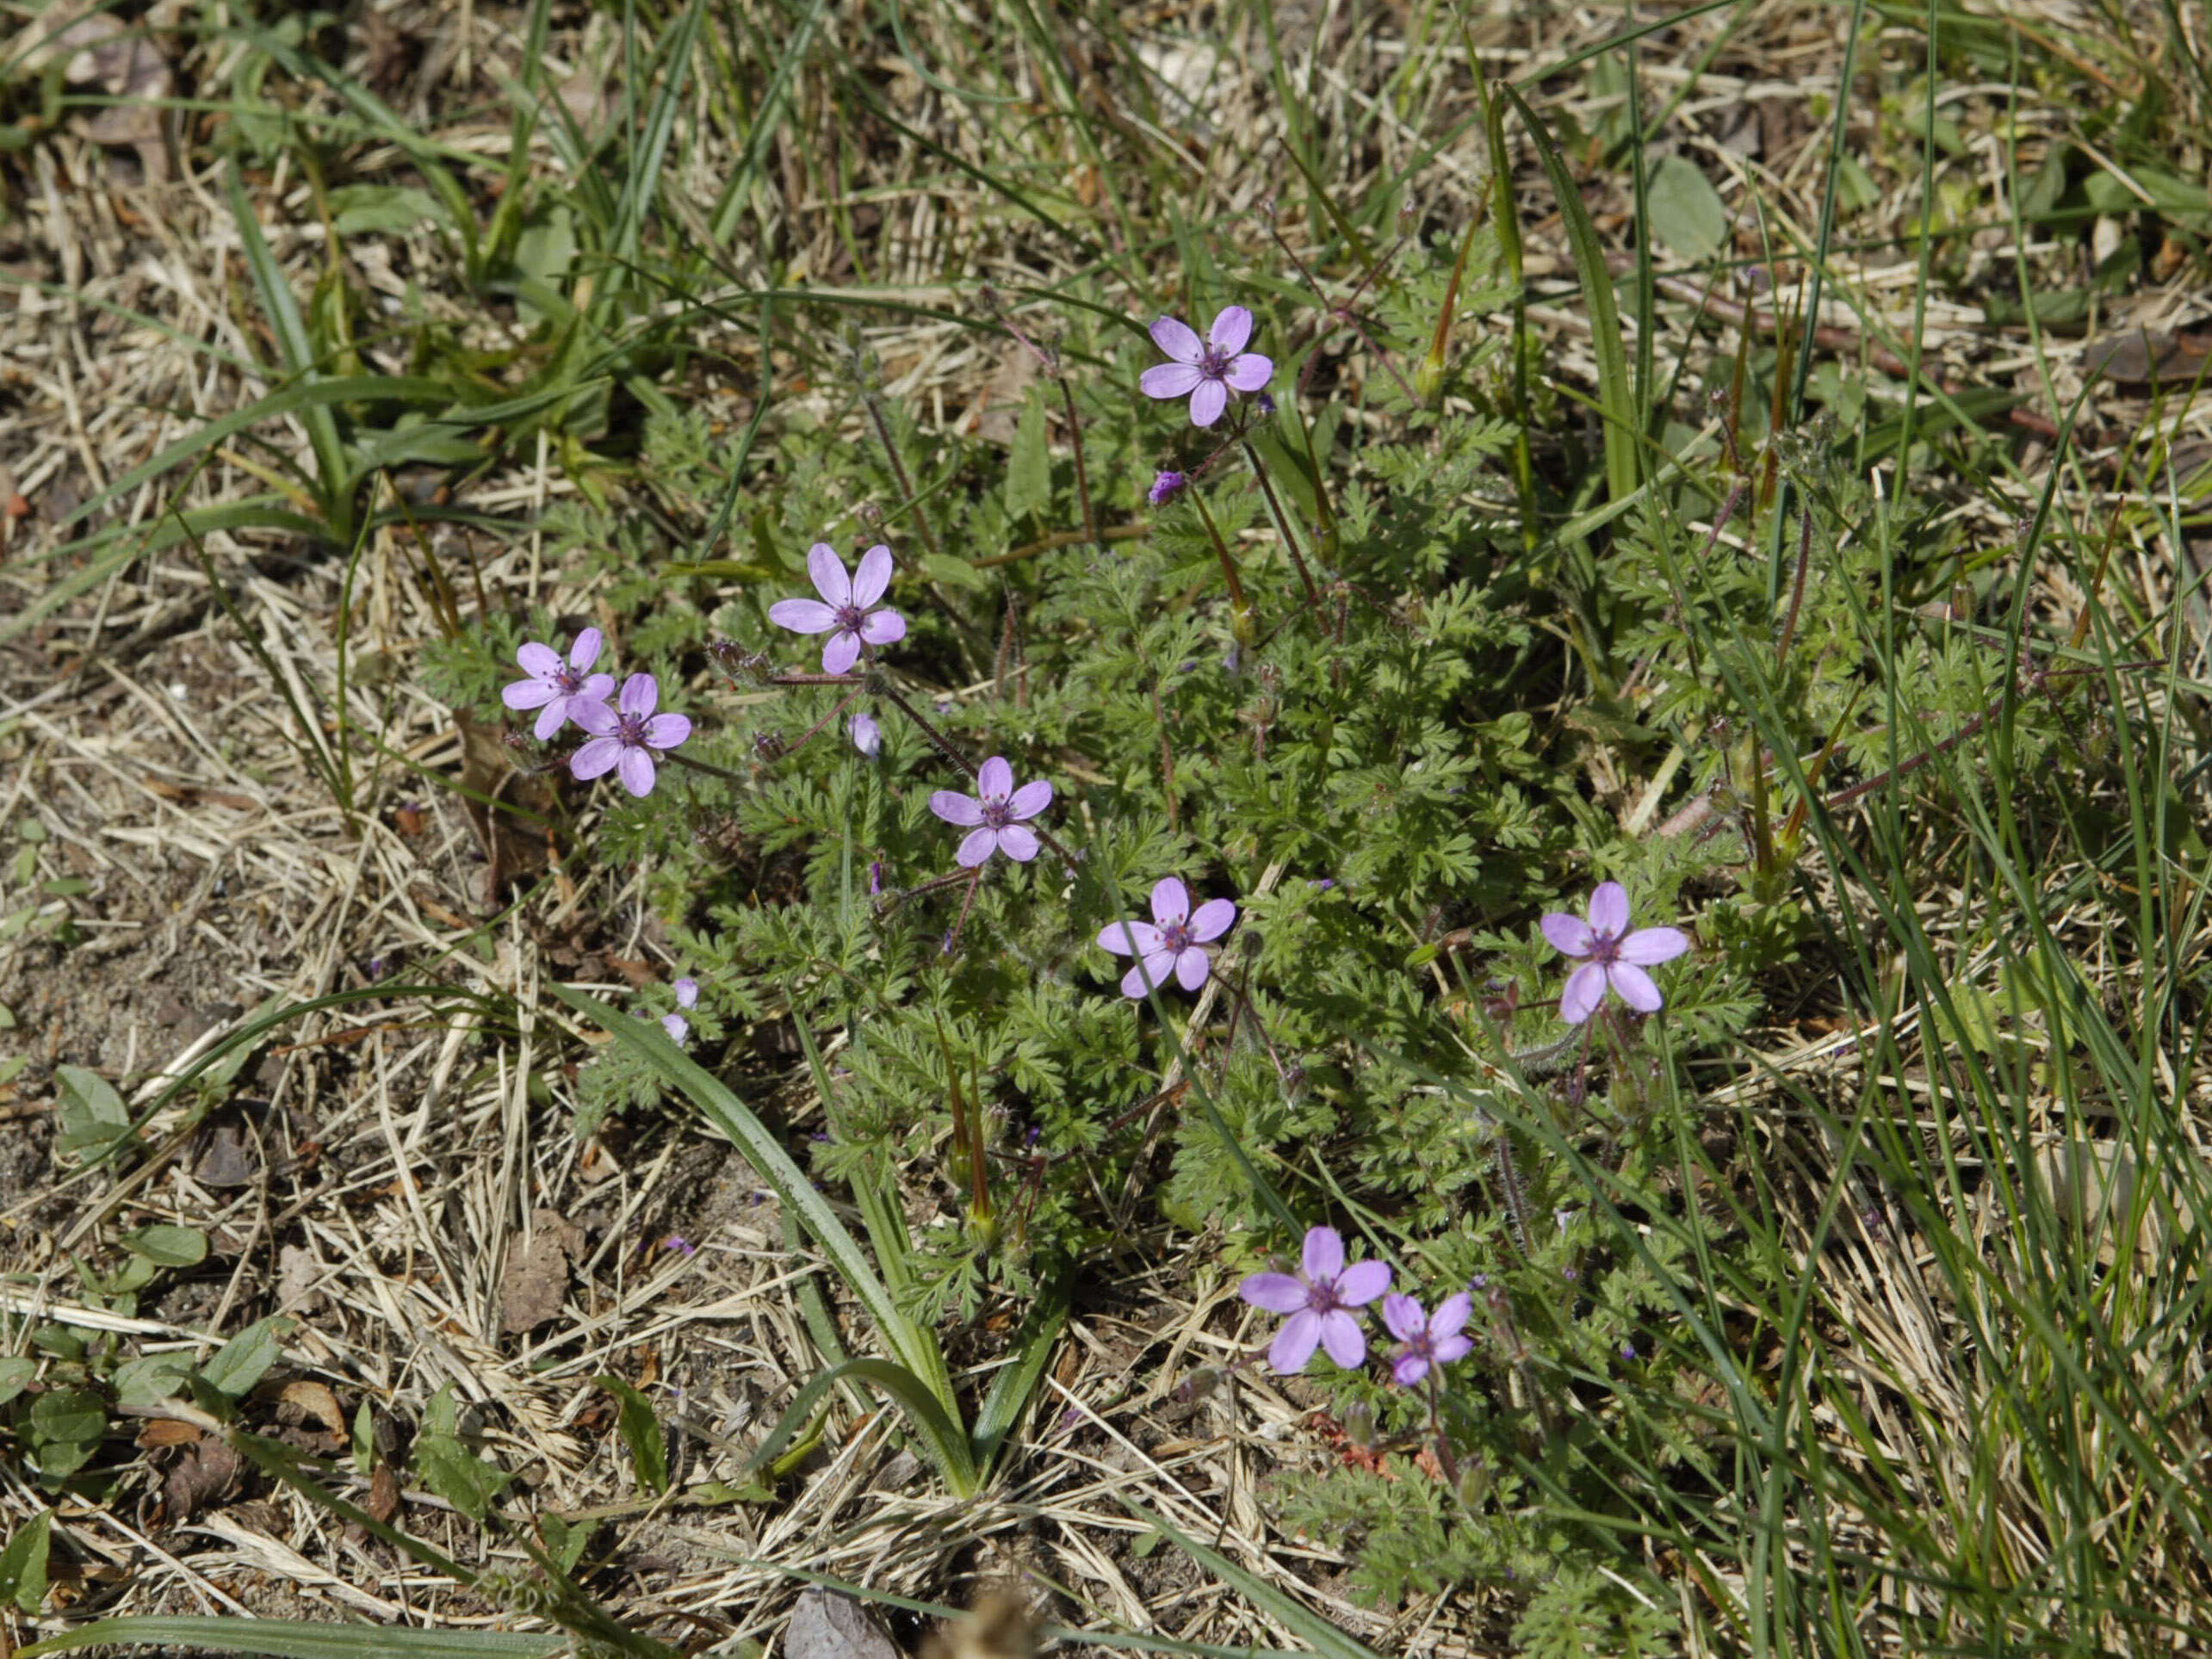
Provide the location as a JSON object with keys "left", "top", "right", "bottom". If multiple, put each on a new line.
{"left": 1239, "top": 1225, "right": 1472, "bottom": 1390}
{"left": 502, "top": 628, "right": 691, "bottom": 797}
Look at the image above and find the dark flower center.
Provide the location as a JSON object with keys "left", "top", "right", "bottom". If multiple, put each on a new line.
{"left": 554, "top": 664, "right": 586, "bottom": 695}
{"left": 613, "top": 711, "right": 649, "bottom": 746}
{"left": 1305, "top": 1276, "right": 1343, "bottom": 1315}
{"left": 980, "top": 794, "right": 1013, "bottom": 830}
{"left": 1158, "top": 919, "right": 1195, "bottom": 953}
{"left": 1586, "top": 928, "right": 1621, "bottom": 967}
{"left": 1198, "top": 345, "right": 1231, "bottom": 380}
{"left": 833, "top": 601, "right": 869, "bottom": 634}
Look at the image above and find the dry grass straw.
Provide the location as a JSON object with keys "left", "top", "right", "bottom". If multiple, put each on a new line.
{"left": 1, "top": 0, "right": 2209, "bottom": 1652}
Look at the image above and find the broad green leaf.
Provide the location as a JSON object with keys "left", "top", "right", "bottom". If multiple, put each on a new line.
{"left": 0, "top": 1510, "right": 51, "bottom": 1613}
{"left": 53, "top": 1065, "right": 130, "bottom": 1164}
{"left": 1003, "top": 389, "right": 1051, "bottom": 523}
{"left": 0, "top": 1356, "right": 36, "bottom": 1408}
{"left": 415, "top": 1436, "right": 511, "bottom": 1523}
{"left": 199, "top": 1317, "right": 288, "bottom": 1398}
{"left": 595, "top": 1375, "right": 668, "bottom": 1495}
{"left": 123, "top": 1224, "right": 208, "bottom": 1267}
{"left": 114, "top": 1353, "right": 197, "bottom": 1410}
{"left": 325, "top": 184, "right": 449, "bottom": 236}
{"left": 922, "top": 552, "right": 992, "bottom": 593}
{"left": 1645, "top": 154, "right": 1728, "bottom": 262}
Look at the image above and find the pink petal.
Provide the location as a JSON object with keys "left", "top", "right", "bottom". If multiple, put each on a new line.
{"left": 1317, "top": 1311, "right": 1366, "bottom": 1369}
{"left": 852, "top": 545, "right": 894, "bottom": 608}
{"left": 1121, "top": 955, "right": 1174, "bottom": 999}
{"left": 995, "top": 824, "right": 1040, "bottom": 862}
{"left": 1541, "top": 912, "right": 1595, "bottom": 956}
{"left": 1432, "top": 1333, "right": 1474, "bottom": 1366}
{"left": 1430, "top": 1293, "right": 1472, "bottom": 1339}
{"left": 1097, "top": 919, "right": 1165, "bottom": 956}
{"left": 1224, "top": 352, "right": 1273, "bottom": 393}
{"left": 807, "top": 542, "right": 852, "bottom": 606}
{"left": 579, "top": 672, "right": 615, "bottom": 703}
{"left": 672, "top": 977, "right": 699, "bottom": 1008}
{"left": 1560, "top": 962, "right": 1608, "bottom": 1024}
{"left": 1391, "top": 1353, "right": 1430, "bottom": 1388}
{"left": 531, "top": 699, "right": 568, "bottom": 741}
{"left": 769, "top": 597, "right": 840, "bottom": 634}
{"left": 956, "top": 826, "right": 998, "bottom": 867}
{"left": 567, "top": 627, "right": 604, "bottom": 670}
{"left": 1335, "top": 1260, "right": 1392, "bottom": 1306}
{"left": 1007, "top": 779, "right": 1052, "bottom": 820}
{"left": 1381, "top": 1292, "right": 1424, "bottom": 1342}
{"left": 929, "top": 790, "right": 985, "bottom": 826}
{"left": 977, "top": 756, "right": 1014, "bottom": 798}
{"left": 570, "top": 699, "right": 617, "bottom": 734}
{"left": 821, "top": 630, "right": 861, "bottom": 676}
{"left": 516, "top": 641, "right": 562, "bottom": 678}
{"left": 1140, "top": 362, "right": 1205, "bottom": 400}
{"left": 1187, "top": 898, "right": 1236, "bottom": 942}
{"left": 1619, "top": 925, "right": 1691, "bottom": 965}
{"left": 503, "top": 678, "right": 557, "bottom": 711}
{"left": 1608, "top": 962, "right": 1664, "bottom": 1012}
{"left": 642, "top": 714, "right": 691, "bottom": 750}
{"left": 1588, "top": 882, "right": 1631, "bottom": 938}
{"left": 1149, "top": 314, "right": 1203, "bottom": 363}
{"left": 1149, "top": 877, "right": 1191, "bottom": 925}
{"left": 1270, "top": 1311, "right": 1323, "bottom": 1374}
{"left": 1208, "top": 305, "right": 1254, "bottom": 356}
{"left": 570, "top": 736, "right": 622, "bottom": 780}
{"left": 660, "top": 1013, "right": 689, "bottom": 1043}
{"left": 618, "top": 673, "right": 657, "bottom": 717}
{"left": 1188, "top": 379, "right": 1228, "bottom": 427}
{"left": 617, "top": 747, "right": 657, "bottom": 797}
{"left": 1240, "top": 1272, "right": 1309, "bottom": 1315}
{"left": 1174, "top": 948, "right": 1210, "bottom": 990}
{"left": 858, "top": 609, "right": 906, "bottom": 646}
{"left": 1301, "top": 1226, "right": 1345, "bottom": 1282}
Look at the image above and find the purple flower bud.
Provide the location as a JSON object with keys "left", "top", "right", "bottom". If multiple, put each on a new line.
{"left": 1148, "top": 469, "right": 1189, "bottom": 506}
{"left": 850, "top": 711, "right": 882, "bottom": 756}
{"left": 1255, "top": 391, "right": 1276, "bottom": 417}
{"left": 868, "top": 859, "right": 884, "bottom": 897}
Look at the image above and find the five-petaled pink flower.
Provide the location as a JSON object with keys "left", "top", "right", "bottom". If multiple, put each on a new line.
{"left": 661, "top": 977, "right": 698, "bottom": 1044}
{"left": 571, "top": 673, "right": 691, "bottom": 797}
{"left": 503, "top": 628, "right": 615, "bottom": 740}
{"left": 769, "top": 543, "right": 908, "bottom": 675}
{"left": 1381, "top": 1291, "right": 1473, "bottom": 1388}
{"left": 1097, "top": 877, "right": 1236, "bottom": 998}
{"left": 1540, "top": 882, "right": 1690, "bottom": 1024}
{"left": 1140, "top": 306, "right": 1273, "bottom": 427}
{"left": 929, "top": 756, "right": 1052, "bottom": 867}
{"left": 1238, "top": 1225, "right": 1391, "bottom": 1374}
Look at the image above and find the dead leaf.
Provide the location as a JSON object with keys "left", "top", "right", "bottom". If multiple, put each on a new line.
{"left": 278, "top": 1379, "right": 346, "bottom": 1436}
{"left": 135, "top": 1419, "right": 201, "bottom": 1448}
{"left": 276, "top": 1244, "right": 320, "bottom": 1313}
{"left": 455, "top": 708, "right": 555, "bottom": 908}
{"left": 157, "top": 1434, "right": 241, "bottom": 1526}
{"left": 498, "top": 1208, "right": 583, "bottom": 1334}
{"left": 2083, "top": 325, "right": 2212, "bottom": 387}
{"left": 193, "top": 1124, "right": 257, "bottom": 1188}
{"left": 785, "top": 1589, "right": 903, "bottom": 1659}
{"left": 367, "top": 1462, "right": 400, "bottom": 1524}
{"left": 919, "top": 1590, "right": 1038, "bottom": 1659}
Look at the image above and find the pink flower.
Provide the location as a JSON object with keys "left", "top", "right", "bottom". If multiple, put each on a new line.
{"left": 1381, "top": 1291, "right": 1472, "bottom": 1388}
{"left": 1139, "top": 306, "right": 1273, "bottom": 427}
{"left": 768, "top": 543, "right": 907, "bottom": 674}
{"left": 502, "top": 628, "right": 615, "bottom": 740}
{"left": 1238, "top": 1226, "right": 1392, "bottom": 1373}
{"left": 571, "top": 673, "right": 691, "bottom": 797}
{"left": 1540, "top": 882, "right": 1691, "bottom": 1024}
{"left": 661, "top": 977, "right": 698, "bottom": 1044}
{"left": 850, "top": 711, "right": 882, "bottom": 756}
{"left": 928, "top": 756, "right": 1052, "bottom": 866}
{"left": 1096, "top": 877, "right": 1236, "bottom": 998}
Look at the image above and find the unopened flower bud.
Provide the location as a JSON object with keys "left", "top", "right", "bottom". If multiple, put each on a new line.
{"left": 753, "top": 730, "right": 789, "bottom": 762}
{"left": 1455, "top": 1461, "right": 1492, "bottom": 1508}
{"left": 1148, "top": 469, "right": 1189, "bottom": 506}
